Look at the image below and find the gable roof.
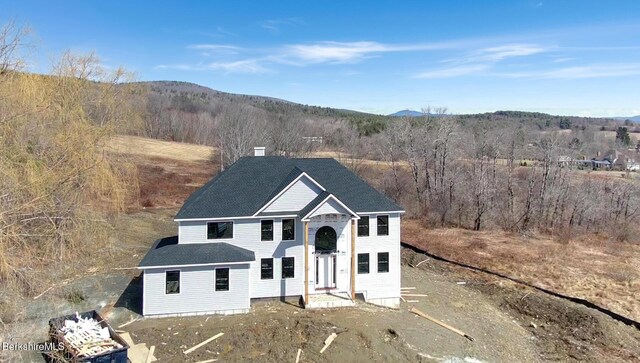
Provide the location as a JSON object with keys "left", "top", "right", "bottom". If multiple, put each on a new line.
{"left": 138, "top": 236, "right": 255, "bottom": 269}
{"left": 175, "top": 156, "right": 404, "bottom": 220}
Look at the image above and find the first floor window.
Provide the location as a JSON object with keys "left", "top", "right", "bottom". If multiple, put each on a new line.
{"left": 357, "top": 216, "right": 370, "bottom": 237}
{"left": 378, "top": 252, "right": 389, "bottom": 273}
{"left": 282, "top": 257, "right": 295, "bottom": 278}
{"left": 261, "top": 220, "right": 274, "bottom": 241}
{"left": 282, "top": 219, "right": 295, "bottom": 240}
{"left": 215, "top": 268, "right": 229, "bottom": 291}
{"left": 377, "top": 216, "right": 389, "bottom": 236}
{"left": 357, "top": 253, "right": 369, "bottom": 274}
{"left": 261, "top": 258, "right": 273, "bottom": 280}
{"left": 207, "top": 221, "right": 233, "bottom": 239}
{"left": 165, "top": 270, "right": 180, "bottom": 294}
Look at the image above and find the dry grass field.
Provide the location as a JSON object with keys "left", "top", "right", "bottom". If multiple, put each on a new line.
{"left": 107, "top": 135, "right": 215, "bottom": 162}
{"left": 402, "top": 220, "right": 640, "bottom": 322}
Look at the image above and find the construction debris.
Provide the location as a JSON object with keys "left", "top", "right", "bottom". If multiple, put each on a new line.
{"left": 320, "top": 332, "right": 337, "bottom": 354}
{"left": 58, "top": 312, "right": 123, "bottom": 358}
{"left": 406, "top": 300, "right": 420, "bottom": 303}
{"left": 184, "top": 332, "right": 224, "bottom": 354}
{"left": 401, "top": 293, "right": 428, "bottom": 297}
{"left": 409, "top": 307, "right": 474, "bottom": 342}
{"left": 295, "top": 348, "right": 302, "bottom": 363}
{"left": 195, "top": 359, "right": 219, "bottom": 363}
{"left": 146, "top": 346, "right": 156, "bottom": 363}
{"left": 401, "top": 287, "right": 416, "bottom": 290}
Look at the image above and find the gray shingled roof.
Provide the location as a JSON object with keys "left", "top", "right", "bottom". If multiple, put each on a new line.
{"left": 138, "top": 236, "right": 255, "bottom": 268}
{"left": 175, "top": 156, "right": 403, "bottom": 220}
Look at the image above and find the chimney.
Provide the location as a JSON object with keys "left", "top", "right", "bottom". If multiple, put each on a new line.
{"left": 254, "top": 147, "right": 266, "bottom": 156}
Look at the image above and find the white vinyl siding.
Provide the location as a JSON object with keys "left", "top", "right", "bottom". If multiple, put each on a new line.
{"left": 143, "top": 264, "right": 250, "bottom": 316}
{"left": 263, "top": 176, "right": 322, "bottom": 212}
{"left": 354, "top": 213, "right": 401, "bottom": 301}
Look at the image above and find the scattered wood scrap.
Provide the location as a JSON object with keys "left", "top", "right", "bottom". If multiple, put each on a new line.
{"left": 194, "top": 359, "right": 218, "bottom": 363}
{"left": 401, "top": 294, "right": 428, "bottom": 297}
{"left": 409, "top": 307, "right": 474, "bottom": 342}
{"left": 319, "top": 332, "right": 337, "bottom": 354}
{"left": 184, "top": 332, "right": 224, "bottom": 354}
{"left": 406, "top": 300, "right": 419, "bottom": 303}
{"left": 401, "top": 287, "right": 416, "bottom": 290}
{"left": 295, "top": 348, "right": 302, "bottom": 363}
{"left": 400, "top": 296, "right": 407, "bottom": 302}
{"left": 415, "top": 258, "right": 429, "bottom": 268}
{"left": 118, "top": 317, "right": 139, "bottom": 329}
{"left": 145, "top": 346, "right": 155, "bottom": 363}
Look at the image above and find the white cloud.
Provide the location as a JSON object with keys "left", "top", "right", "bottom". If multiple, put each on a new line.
{"left": 415, "top": 64, "right": 489, "bottom": 79}
{"left": 280, "top": 41, "right": 452, "bottom": 65}
{"left": 502, "top": 63, "right": 640, "bottom": 79}
{"left": 156, "top": 59, "right": 271, "bottom": 74}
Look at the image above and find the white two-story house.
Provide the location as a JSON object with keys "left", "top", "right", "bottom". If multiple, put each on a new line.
{"left": 138, "top": 148, "right": 405, "bottom": 317}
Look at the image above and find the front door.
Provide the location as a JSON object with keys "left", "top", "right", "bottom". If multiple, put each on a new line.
{"left": 315, "top": 254, "right": 336, "bottom": 289}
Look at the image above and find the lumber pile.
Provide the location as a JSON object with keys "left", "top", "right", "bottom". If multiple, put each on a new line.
{"left": 59, "top": 312, "right": 123, "bottom": 358}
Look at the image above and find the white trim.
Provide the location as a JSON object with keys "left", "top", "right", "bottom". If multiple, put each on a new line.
{"left": 175, "top": 215, "right": 297, "bottom": 222}
{"left": 138, "top": 261, "right": 251, "bottom": 270}
{"left": 164, "top": 269, "right": 182, "bottom": 296}
{"left": 301, "top": 194, "right": 359, "bottom": 221}
{"left": 253, "top": 172, "right": 326, "bottom": 216}
{"left": 356, "top": 210, "right": 405, "bottom": 215}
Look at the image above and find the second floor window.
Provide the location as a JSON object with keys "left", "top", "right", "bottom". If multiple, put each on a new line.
{"left": 207, "top": 221, "right": 233, "bottom": 239}
{"left": 357, "top": 216, "right": 369, "bottom": 237}
{"left": 282, "top": 219, "right": 295, "bottom": 240}
{"left": 377, "top": 216, "right": 389, "bottom": 236}
{"left": 261, "top": 220, "right": 274, "bottom": 241}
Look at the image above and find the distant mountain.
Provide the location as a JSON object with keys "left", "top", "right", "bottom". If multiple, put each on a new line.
{"left": 614, "top": 116, "right": 640, "bottom": 123}
{"left": 389, "top": 109, "right": 426, "bottom": 117}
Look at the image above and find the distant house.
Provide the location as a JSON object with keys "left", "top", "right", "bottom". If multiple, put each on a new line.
{"left": 602, "top": 149, "right": 639, "bottom": 171}
{"left": 138, "top": 148, "right": 405, "bottom": 317}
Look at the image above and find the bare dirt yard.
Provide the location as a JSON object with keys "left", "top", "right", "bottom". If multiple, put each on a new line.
{"left": 4, "top": 136, "right": 640, "bottom": 362}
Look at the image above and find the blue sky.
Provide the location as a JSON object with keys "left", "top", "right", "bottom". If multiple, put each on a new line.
{"left": 3, "top": 0, "right": 640, "bottom": 116}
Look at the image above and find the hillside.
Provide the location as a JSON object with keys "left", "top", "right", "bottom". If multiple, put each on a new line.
{"left": 136, "top": 81, "right": 634, "bottom": 146}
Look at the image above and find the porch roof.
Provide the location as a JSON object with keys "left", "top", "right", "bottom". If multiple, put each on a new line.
{"left": 138, "top": 236, "right": 255, "bottom": 269}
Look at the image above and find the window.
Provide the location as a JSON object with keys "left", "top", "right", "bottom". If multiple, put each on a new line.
{"left": 282, "top": 219, "right": 295, "bottom": 240}
{"left": 261, "top": 258, "right": 273, "bottom": 280}
{"left": 378, "top": 252, "right": 389, "bottom": 273}
{"left": 357, "top": 253, "right": 369, "bottom": 274}
{"left": 377, "top": 216, "right": 389, "bottom": 236}
{"left": 207, "top": 222, "right": 233, "bottom": 239}
{"left": 215, "top": 268, "right": 229, "bottom": 291}
{"left": 261, "top": 220, "right": 274, "bottom": 241}
{"left": 357, "top": 216, "right": 370, "bottom": 237}
{"left": 165, "top": 270, "right": 180, "bottom": 294}
{"left": 282, "top": 257, "right": 295, "bottom": 278}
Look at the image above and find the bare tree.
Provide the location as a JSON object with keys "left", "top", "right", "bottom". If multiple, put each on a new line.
{"left": 215, "top": 104, "right": 267, "bottom": 169}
